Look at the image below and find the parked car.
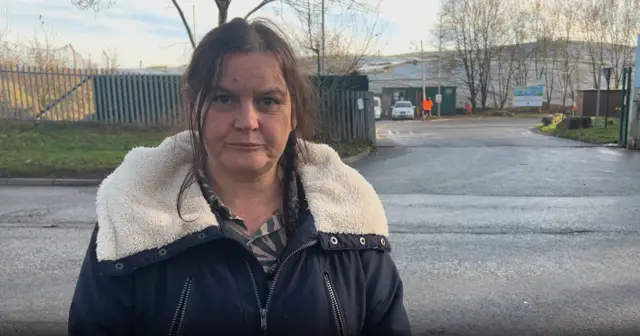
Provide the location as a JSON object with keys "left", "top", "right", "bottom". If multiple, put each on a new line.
{"left": 391, "top": 100, "right": 415, "bottom": 120}
{"left": 374, "top": 96, "right": 382, "bottom": 120}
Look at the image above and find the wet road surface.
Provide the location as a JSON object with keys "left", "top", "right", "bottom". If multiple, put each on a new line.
{"left": 367, "top": 118, "right": 640, "bottom": 335}
{"left": 1, "top": 117, "right": 640, "bottom": 335}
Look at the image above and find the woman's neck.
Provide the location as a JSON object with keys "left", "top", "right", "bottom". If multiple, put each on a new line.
{"left": 207, "top": 165, "right": 283, "bottom": 231}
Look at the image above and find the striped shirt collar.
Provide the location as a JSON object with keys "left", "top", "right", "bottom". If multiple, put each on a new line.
{"left": 194, "top": 167, "right": 299, "bottom": 223}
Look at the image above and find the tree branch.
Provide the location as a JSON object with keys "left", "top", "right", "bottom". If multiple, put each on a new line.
{"left": 172, "top": 0, "right": 196, "bottom": 48}
{"left": 245, "top": 0, "right": 276, "bottom": 20}
{"left": 216, "top": 0, "right": 231, "bottom": 25}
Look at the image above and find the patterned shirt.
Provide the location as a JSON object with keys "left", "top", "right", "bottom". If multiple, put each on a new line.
{"left": 195, "top": 169, "right": 299, "bottom": 277}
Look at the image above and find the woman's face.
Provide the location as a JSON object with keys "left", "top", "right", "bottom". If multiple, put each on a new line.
{"left": 202, "top": 52, "right": 294, "bottom": 177}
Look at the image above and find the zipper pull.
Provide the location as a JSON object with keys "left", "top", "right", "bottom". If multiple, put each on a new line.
{"left": 260, "top": 308, "right": 268, "bottom": 334}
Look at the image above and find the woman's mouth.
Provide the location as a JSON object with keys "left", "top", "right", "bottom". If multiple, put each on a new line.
{"left": 227, "top": 143, "right": 264, "bottom": 149}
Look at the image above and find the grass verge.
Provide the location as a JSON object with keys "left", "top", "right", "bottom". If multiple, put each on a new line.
{"left": 321, "top": 138, "right": 371, "bottom": 158}
{"left": 0, "top": 120, "right": 370, "bottom": 178}
{"left": 536, "top": 117, "right": 619, "bottom": 144}
{"left": 0, "top": 121, "right": 172, "bottom": 178}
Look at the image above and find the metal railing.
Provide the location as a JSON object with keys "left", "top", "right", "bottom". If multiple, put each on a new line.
{"left": 0, "top": 65, "right": 375, "bottom": 143}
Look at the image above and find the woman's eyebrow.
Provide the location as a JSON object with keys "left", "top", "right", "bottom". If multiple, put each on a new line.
{"left": 256, "top": 87, "right": 287, "bottom": 96}
{"left": 211, "top": 85, "right": 232, "bottom": 94}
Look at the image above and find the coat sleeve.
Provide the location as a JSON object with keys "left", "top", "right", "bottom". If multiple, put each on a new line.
{"left": 68, "top": 224, "right": 134, "bottom": 336}
{"left": 360, "top": 249, "right": 412, "bottom": 336}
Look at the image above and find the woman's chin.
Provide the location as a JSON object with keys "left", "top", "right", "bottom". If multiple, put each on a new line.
{"left": 221, "top": 155, "right": 271, "bottom": 174}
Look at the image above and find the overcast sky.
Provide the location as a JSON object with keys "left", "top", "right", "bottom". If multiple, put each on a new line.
{"left": 1, "top": 0, "right": 441, "bottom": 68}
{"left": 0, "top": 0, "right": 438, "bottom": 67}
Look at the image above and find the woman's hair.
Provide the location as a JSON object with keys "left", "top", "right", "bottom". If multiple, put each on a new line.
{"left": 177, "top": 17, "right": 317, "bottom": 236}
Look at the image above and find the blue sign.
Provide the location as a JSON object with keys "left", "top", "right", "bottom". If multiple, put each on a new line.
{"left": 513, "top": 85, "right": 544, "bottom": 97}
{"left": 513, "top": 85, "right": 544, "bottom": 107}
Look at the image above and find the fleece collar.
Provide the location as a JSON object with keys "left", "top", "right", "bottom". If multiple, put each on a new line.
{"left": 95, "top": 131, "right": 388, "bottom": 261}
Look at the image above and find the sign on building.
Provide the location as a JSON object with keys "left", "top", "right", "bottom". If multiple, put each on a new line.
{"left": 513, "top": 85, "right": 544, "bottom": 107}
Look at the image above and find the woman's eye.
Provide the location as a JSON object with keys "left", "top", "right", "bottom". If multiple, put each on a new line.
{"left": 261, "top": 97, "right": 276, "bottom": 106}
{"left": 213, "top": 95, "right": 232, "bottom": 104}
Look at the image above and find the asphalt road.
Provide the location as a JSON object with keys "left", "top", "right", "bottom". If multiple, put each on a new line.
{"left": 2, "top": 117, "right": 640, "bottom": 335}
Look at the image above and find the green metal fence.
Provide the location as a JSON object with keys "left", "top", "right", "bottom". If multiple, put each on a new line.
{"left": 0, "top": 65, "right": 375, "bottom": 143}
{"left": 619, "top": 67, "right": 633, "bottom": 147}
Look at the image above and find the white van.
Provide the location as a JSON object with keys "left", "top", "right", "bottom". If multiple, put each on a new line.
{"left": 373, "top": 96, "right": 382, "bottom": 120}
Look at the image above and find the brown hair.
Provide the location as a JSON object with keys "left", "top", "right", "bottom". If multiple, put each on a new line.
{"left": 178, "top": 17, "right": 317, "bottom": 235}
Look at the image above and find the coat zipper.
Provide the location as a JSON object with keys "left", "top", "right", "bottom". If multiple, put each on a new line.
{"left": 324, "top": 273, "right": 346, "bottom": 336}
{"left": 168, "top": 277, "right": 192, "bottom": 336}
{"left": 246, "top": 240, "right": 317, "bottom": 335}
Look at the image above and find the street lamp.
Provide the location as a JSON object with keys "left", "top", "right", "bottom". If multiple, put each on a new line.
{"left": 437, "top": 12, "right": 443, "bottom": 118}
{"left": 420, "top": 40, "right": 426, "bottom": 105}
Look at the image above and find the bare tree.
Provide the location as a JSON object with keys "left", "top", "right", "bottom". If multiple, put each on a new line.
{"left": 530, "top": 1, "right": 548, "bottom": 86}
{"left": 70, "top": 0, "right": 376, "bottom": 50}
{"left": 440, "top": 0, "right": 508, "bottom": 111}
{"left": 526, "top": 1, "right": 559, "bottom": 107}
{"left": 547, "top": 0, "right": 583, "bottom": 108}
{"left": 440, "top": 0, "right": 479, "bottom": 110}
{"left": 510, "top": 3, "right": 537, "bottom": 87}
{"left": 581, "top": 0, "right": 640, "bottom": 89}
{"left": 490, "top": 0, "right": 528, "bottom": 109}
{"left": 291, "top": 0, "right": 381, "bottom": 77}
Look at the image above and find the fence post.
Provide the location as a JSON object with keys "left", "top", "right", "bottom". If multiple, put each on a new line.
{"left": 619, "top": 68, "right": 629, "bottom": 146}
{"left": 365, "top": 91, "right": 376, "bottom": 146}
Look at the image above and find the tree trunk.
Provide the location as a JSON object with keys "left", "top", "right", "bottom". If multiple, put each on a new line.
{"left": 215, "top": 0, "right": 231, "bottom": 25}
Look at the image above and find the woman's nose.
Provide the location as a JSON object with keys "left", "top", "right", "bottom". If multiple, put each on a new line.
{"left": 234, "top": 101, "right": 259, "bottom": 130}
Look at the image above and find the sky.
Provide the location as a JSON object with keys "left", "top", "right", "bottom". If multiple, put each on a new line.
{"left": 1, "top": 0, "right": 441, "bottom": 68}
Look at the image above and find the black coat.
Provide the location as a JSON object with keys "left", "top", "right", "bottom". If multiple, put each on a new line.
{"left": 68, "top": 132, "right": 411, "bottom": 336}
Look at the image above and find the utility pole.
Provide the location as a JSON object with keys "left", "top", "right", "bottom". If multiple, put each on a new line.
{"left": 421, "top": 40, "right": 426, "bottom": 103}
{"left": 595, "top": 65, "right": 602, "bottom": 129}
{"left": 321, "top": 0, "right": 326, "bottom": 75}
{"left": 437, "top": 13, "right": 442, "bottom": 118}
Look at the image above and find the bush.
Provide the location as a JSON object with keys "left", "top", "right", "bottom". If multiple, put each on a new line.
{"left": 541, "top": 116, "right": 552, "bottom": 126}
{"left": 552, "top": 113, "right": 565, "bottom": 124}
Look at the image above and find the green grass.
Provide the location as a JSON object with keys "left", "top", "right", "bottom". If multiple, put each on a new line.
{"left": 537, "top": 117, "right": 620, "bottom": 144}
{"left": 0, "top": 121, "right": 171, "bottom": 178}
{"left": 313, "top": 128, "right": 372, "bottom": 158}
{"left": 323, "top": 138, "right": 371, "bottom": 158}
{"left": 0, "top": 120, "right": 370, "bottom": 178}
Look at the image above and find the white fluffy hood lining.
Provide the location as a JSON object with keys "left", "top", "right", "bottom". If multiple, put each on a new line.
{"left": 95, "top": 131, "right": 388, "bottom": 261}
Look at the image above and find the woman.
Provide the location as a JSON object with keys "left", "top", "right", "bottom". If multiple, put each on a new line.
{"left": 68, "top": 17, "right": 411, "bottom": 336}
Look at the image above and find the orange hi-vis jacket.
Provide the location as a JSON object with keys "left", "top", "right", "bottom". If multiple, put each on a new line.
{"left": 423, "top": 99, "right": 433, "bottom": 111}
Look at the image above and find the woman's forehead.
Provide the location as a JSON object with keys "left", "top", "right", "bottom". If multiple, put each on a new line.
{"left": 218, "top": 53, "right": 286, "bottom": 90}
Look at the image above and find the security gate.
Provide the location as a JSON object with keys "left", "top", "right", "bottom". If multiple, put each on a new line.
{"left": 619, "top": 67, "right": 633, "bottom": 147}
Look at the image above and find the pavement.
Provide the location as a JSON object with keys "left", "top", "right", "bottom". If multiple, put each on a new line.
{"left": 2, "top": 117, "right": 640, "bottom": 335}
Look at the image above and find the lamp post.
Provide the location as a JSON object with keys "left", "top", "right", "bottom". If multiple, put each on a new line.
{"left": 421, "top": 40, "right": 426, "bottom": 103}
{"left": 437, "top": 12, "right": 443, "bottom": 117}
